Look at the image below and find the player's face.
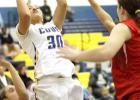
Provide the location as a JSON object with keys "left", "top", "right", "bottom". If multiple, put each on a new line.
{"left": 117, "top": 5, "right": 121, "bottom": 21}
{"left": 117, "top": 4, "right": 125, "bottom": 22}
{"left": 5, "top": 85, "right": 19, "bottom": 100}
{"left": 28, "top": 5, "right": 43, "bottom": 24}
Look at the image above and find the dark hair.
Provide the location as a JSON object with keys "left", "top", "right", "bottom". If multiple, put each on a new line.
{"left": 118, "top": 0, "right": 140, "bottom": 26}
{"left": 0, "top": 88, "right": 6, "bottom": 100}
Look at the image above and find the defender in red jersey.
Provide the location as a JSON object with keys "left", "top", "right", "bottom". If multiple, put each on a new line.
{"left": 58, "top": 0, "right": 140, "bottom": 99}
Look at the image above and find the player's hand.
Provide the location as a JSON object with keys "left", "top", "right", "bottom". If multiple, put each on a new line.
{"left": 0, "top": 58, "right": 12, "bottom": 69}
{"left": 58, "top": 46, "right": 81, "bottom": 62}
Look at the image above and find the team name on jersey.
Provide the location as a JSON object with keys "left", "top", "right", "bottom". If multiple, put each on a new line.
{"left": 39, "top": 27, "right": 59, "bottom": 34}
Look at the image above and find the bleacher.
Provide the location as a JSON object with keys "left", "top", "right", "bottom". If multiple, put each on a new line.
{"left": 0, "top": 7, "right": 18, "bottom": 27}
{"left": 61, "top": 6, "right": 117, "bottom": 50}
{"left": 63, "top": 19, "right": 108, "bottom": 33}
{"left": 62, "top": 6, "right": 117, "bottom": 34}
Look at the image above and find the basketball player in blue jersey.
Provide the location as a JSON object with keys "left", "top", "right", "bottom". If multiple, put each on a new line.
{"left": 15, "top": 0, "right": 83, "bottom": 99}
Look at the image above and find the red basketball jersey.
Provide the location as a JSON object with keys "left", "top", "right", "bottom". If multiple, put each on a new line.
{"left": 112, "top": 18, "right": 140, "bottom": 100}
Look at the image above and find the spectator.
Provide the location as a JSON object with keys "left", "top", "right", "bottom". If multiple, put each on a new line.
{"left": 14, "top": 61, "right": 33, "bottom": 89}
{"left": 40, "top": 0, "right": 52, "bottom": 23}
{"left": 100, "top": 86, "right": 113, "bottom": 100}
{"left": 66, "top": 7, "right": 74, "bottom": 22}
{"left": 3, "top": 43, "right": 20, "bottom": 59}
{"left": 0, "top": 27, "right": 20, "bottom": 59}
{"left": 88, "top": 63, "right": 109, "bottom": 99}
{"left": 0, "top": 62, "right": 13, "bottom": 90}
{"left": 0, "top": 27, "right": 14, "bottom": 45}
{"left": 13, "top": 61, "right": 35, "bottom": 100}
{"left": 0, "top": 59, "right": 28, "bottom": 100}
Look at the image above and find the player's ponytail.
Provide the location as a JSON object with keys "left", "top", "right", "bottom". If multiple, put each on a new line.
{"left": 135, "top": 9, "right": 140, "bottom": 27}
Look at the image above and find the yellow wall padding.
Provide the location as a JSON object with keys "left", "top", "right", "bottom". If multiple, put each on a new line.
{"left": 13, "top": 50, "right": 33, "bottom": 66}
{"left": 77, "top": 72, "right": 90, "bottom": 88}
{"left": 63, "top": 32, "right": 109, "bottom": 50}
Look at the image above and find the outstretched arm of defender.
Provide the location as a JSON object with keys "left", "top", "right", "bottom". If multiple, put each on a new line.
{"left": 53, "top": 0, "right": 67, "bottom": 30}
{"left": 58, "top": 23, "right": 131, "bottom": 62}
{"left": 16, "top": 0, "right": 31, "bottom": 35}
{"left": 88, "top": 0, "right": 115, "bottom": 32}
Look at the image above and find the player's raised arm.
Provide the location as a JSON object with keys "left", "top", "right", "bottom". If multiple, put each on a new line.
{"left": 16, "top": 0, "right": 31, "bottom": 35}
{"left": 88, "top": 0, "right": 115, "bottom": 32}
{"left": 53, "top": 0, "right": 67, "bottom": 30}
